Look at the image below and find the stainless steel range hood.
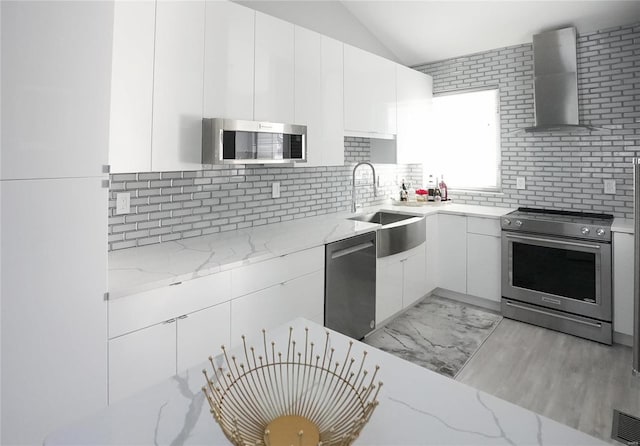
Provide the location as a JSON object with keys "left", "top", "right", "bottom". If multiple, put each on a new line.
{"left": 523, "top": 27, "right": 596, "bottom": 133}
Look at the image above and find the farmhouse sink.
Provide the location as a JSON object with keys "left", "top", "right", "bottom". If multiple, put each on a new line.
{"left": 348, "top": 211, "right": 426, "bottom": 257}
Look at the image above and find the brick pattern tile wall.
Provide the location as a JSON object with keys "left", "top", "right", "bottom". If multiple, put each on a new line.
{"left": 414, "top": 23, "right": 639, "bottom": 216}
{"left": 108, "top": 137, "right": 422, "bottom": 251}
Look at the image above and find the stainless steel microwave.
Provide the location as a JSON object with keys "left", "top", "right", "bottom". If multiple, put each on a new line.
{"left": 202, "top": 118, "right": 307, "bottom": 165}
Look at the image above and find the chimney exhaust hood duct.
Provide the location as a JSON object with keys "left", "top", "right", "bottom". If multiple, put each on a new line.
{"left": 523, "top": 27, "right": 597, "bottom": 133}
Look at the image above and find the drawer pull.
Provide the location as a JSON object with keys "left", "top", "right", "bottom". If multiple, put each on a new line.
{"left": 163, "top": 318, "right": 176, "bottom": 324}
{"left": 178, "top": 315, "right": 188, "bottom": 320}
{"left": 169, "top": 281, "right": 182, "bottom": 286}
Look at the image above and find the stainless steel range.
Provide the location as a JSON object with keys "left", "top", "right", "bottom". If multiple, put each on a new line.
{"left": 501, "top": 207, "right": 614, "bottom": 344}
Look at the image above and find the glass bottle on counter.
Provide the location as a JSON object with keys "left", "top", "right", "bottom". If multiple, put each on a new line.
{"left": 439, "top": 175, "right": 448, "bottom": 201}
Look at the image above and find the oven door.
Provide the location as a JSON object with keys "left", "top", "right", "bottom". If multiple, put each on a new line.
{"left": 501, "top": 232, "right": 611, "bottom": 321}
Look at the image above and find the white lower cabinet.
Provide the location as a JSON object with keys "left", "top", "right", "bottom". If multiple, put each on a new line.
{"left": 109, "top": 321, "right": 177, "bottom": 404}
{"left": 404, "top": 250, "right": 427, "bottom": 308}
{"left": 467, "top": 233, "right": 502, "bottom": 302}
{"left": 376, "top": 257, "right": 404, "bottom": 324}
{"left": 437, "top": 214, "right": 467, "bottom": 294}
{"left": 109, "top": 301, "right": 231, "bottom": 403}
{"left": 613, "top": 232, "right": 634, "bottom": 336}
{"left": 376, "top": 243, "right": 427, "bottom": 325}
{"left": 176, "top": 303, "right": 231, "bottom": 372}
{"left": 425, "top": 214, "right": 439, "bottom": 294}
{"left": 231, "top": 270, "right": 324, "bottom": 346}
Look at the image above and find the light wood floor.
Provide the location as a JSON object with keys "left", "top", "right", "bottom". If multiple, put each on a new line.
{"left": 456, "top": 318, "right": 640, "bottom": 444}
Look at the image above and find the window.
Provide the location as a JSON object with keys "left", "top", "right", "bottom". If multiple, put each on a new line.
{"left": 428, "top": 88, "right": 500, "bottom": 191}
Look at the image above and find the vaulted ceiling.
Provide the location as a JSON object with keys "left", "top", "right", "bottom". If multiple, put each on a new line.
{"left": 237, "top": 1, "right": 640, "bottom": 66}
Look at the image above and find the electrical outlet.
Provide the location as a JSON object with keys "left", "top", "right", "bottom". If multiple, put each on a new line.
{"left": 516, "top": 177, "right": 526, "bottom": 190}
{"left": 272, "top": 182, "right": 280, "bottom": 199}
{"left": 604, "top": 179, "right": 616, "bottom": 195}
{"left": 116, "top": 192, "right": 130, "bottom": 215}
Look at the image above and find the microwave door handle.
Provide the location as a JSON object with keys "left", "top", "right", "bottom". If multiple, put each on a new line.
{"left": 504, "top": 233, "right": 601, "bottom": 250}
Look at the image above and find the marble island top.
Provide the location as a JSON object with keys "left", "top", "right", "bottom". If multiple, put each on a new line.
{"left": 46, "top": 318, "right": 606, "bottom": 446}
{"left": 109, "top": 202, "right": 515, "bottom": 299}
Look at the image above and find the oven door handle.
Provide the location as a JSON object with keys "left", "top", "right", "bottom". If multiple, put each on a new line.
{"left": 504, "top": 233, "right": 602, "bottom": 250}
{"left": 504, "top": 301, "right": 603, "bottom": 329}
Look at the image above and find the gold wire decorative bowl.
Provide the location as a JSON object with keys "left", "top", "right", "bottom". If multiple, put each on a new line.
{"left": 202, "top": 327, "right": 382, "bottom": 446}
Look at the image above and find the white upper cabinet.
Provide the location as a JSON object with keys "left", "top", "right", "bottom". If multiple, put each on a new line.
{"left": 320, "top": 36, "right": 345, "bottom": 166}
{"left": 109, "top": 1, "right": 155, "bottom": 173}
{"left": 294, "top": 28, "right": 345, "bottom": 167}
{"left": 344, "top": 44, "right": 397, "bottom": 136}
{"left": 294, "top": 26, "right": 322, "bottom": 166}
{"left": 254, "top": 12, "right": 294, "bottom": 124}
{"left": 396, "top": 65, "right": 432, "bottom": 164}
{"left": 151, "top": 0, "right": 205, "bottom": 172}
{"left": 1, "top": 1, "right": 113, "bottom": 179}
{"left": 203, "top": 1, "right": 254, "bottom": 121}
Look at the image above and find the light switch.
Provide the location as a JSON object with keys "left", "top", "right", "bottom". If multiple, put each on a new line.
{"left": 516, "top": 177, "right": 526, "bottom": 190}
{"left": 272, "top": 182, "right": 280, "bottom": 199}
{"left": 116, "top": 192, "right": 130, "bottom": 214}
{"left": 604, "top": 179, "right": 616, "bottom": 195}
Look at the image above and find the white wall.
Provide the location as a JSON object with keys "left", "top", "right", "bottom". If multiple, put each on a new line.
{"left": 235, "top": 0, "right": 400, "bottom": 62}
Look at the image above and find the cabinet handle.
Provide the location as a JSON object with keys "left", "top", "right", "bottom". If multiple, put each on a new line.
{"left": 178, "top": 315, "right": 188, "bottom": 320}
{"left": 163, "top": 318, "right": 176, "bottom": 324}
{"left": 169, "top": 281, "right": 182, "bottom": 287}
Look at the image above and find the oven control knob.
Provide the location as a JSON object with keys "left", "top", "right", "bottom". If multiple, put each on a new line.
{"left": 515, "top": 220, "right": 523, "bottom": 227}
{"left": 596, "top": 228, "right": 606, "bottom": 236}
{"left": 503, "top": 218, "right": 511, "bottom": 226}
{"left": 581, "top": 227, "right": 590, "bottom": 235}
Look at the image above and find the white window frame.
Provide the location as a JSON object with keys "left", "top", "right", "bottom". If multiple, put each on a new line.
{"left": 430, "top": 86, "right": 501, "bottom": 192}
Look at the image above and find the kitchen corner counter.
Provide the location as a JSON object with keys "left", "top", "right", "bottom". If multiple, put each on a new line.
{"left": 46, "top": 318, "right": 607, "bottom": 446}
{"left": 612, "top": 218, "right": 634, "bottom": 234}
{"left": 108, "top": 202, "right": 516, "bottom": 299}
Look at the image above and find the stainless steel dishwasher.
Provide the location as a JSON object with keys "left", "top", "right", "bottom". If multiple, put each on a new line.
{"left": 325, "top": 232, "right": 376, "bottom": 340}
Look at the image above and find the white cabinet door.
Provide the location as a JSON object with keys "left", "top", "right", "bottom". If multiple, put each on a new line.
{"left": 151, "top": 0, "right": 205, "bottom": 171}
{"left": 320, "top": 36, "right": 345, "bottom": 166}
{"left": 294, "top": 26, "right": 322, "bottom": 166}
{"left": 438, "top": 214, "right": 467, "bottom": 294}
{"left": 1, "top": 178, "right": 108, "bottom": 444}
{"left": 231, "top": 270, "right": 323, "bottom": 347}
{"left": 203, "top": 0, "right": 254, "bottom": 121}
{"left": 467, "top": 233, "right": 502, "bottom": 302}
{"left": 613, "top": 232, "right": 634, "bottom": 336}
{"left": 254, "top": 12, "right": 294, "bottom": 123}
{"left": 109, "top": 0, "right": 155, "bottom": 173}
{"left": 425, "top": 214, "right": 439, "bottom": 294}
{"left": 1, "top": 1, "right": 112, "bottom": 179}
{"left": 376, "top": 256, "right": 404, "bottom": 324}
{"left": 403, "top": 247, "right": 427, "bottom": 308}
{"left": 109, "top": 321, "right": 177, "bottom": 404}
{"left": 177, "top": 302, "right": 231, "bottom": 372}
{"left": 344, "top": 44, "right": 396, "bottom": 135}
{"left": 396, "top": 65, "right": 432, "bottom": 164}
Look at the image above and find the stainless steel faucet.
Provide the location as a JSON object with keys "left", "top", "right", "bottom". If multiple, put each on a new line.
{"left": 351, "top": 162, "right": 377, "bottom": 212}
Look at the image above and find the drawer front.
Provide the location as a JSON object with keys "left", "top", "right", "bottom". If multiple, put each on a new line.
{"left": 467, "top": 216, "right": 501, "bottom": 237}
{"left": 230, "top": 269, "right": 324, "bottom": 347}
{"left": 231, "top": 246, "right": 324, "bottom": 298}
{"left": 109, "top": 270, "right": 231, "bottom": 339}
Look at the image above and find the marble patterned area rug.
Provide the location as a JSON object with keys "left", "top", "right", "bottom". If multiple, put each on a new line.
{"left": 365, "top": 296, "right": 502, "bottom": 378}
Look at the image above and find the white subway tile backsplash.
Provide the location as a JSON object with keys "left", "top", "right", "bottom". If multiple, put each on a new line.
{"left": 108, "top": 137, "right": 423, "bottom": 250}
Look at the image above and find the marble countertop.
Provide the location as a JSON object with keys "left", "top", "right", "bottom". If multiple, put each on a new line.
{"left": 109, "top": 202, "right": 515, "bottom": 299}
{"left": 45, "top": 318, "right": 606, "bottom": 446}
{"left": 612, "top": 218, "right": 634, "bottom": 234}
